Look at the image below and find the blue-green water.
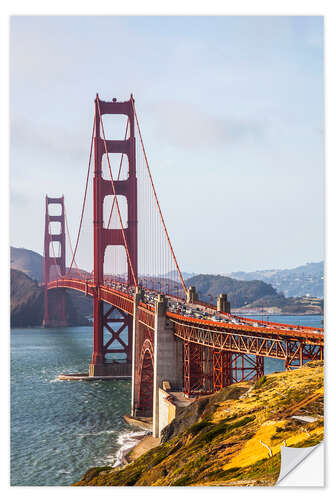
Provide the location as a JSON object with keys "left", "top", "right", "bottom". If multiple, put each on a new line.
{"left": 11, "top": 326, "right": 135, "bottom": 486}
{"left": 10, "top": 315, "right": 323, "bottom": 486}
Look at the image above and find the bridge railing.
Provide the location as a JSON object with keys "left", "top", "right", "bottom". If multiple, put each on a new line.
{"left": 166, "top": 311, "right": 324, "bottom": 343}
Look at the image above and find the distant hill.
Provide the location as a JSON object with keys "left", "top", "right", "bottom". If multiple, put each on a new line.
{"left": 233, "top": 294, "right": 323, "bottom": 316}
{"left": 228, "top": 261, "right": 324, "bottom": 298}
{"left": 10, "top": 247, "right": 323, "bottom": 314}
{"left": 10, "top": 246, "right": 92, "bottom": 282}
{"left": 11, "top": 247, "right": 323, "bottom": 298}
{"left": 11, "top": 269, "right": 44, "bottom": 326}
{"left": 10, "top": 269, "right": 91, "bottom": 327}
{"left": 178, "top": 262, "right": 323, "bottom": 298}
{"left": 185, "top": 274, "right": 277, "bottom": 308}
{"left": 185, "top": 274, "right": 323, "bottom": 315}
{"left": 160, "top": 270, "right": 197, "bottom": 281}
{"left": 10, "top": 246, "right": 43, "bottom": 282}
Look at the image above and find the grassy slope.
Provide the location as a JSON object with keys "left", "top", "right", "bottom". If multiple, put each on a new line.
{"left": 74, "top": 361, "right": 324, "bottom": 487}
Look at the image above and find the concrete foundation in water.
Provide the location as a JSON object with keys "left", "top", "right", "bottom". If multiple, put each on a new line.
{"left": 58, "top": 361, "right": 132, "bottom": 380}
{"left": 123, "top": 414, "right": 153, "bottom": 431}
{"left": 58, "top": 373, "right": 131, "bottom": 381}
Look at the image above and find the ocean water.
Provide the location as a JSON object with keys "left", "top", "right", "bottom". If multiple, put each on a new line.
{"left": 10, "top": 326, "right": 135, "bottom": 486}
{"left": 10, "top": 315, "right": 323, "bottom": 486}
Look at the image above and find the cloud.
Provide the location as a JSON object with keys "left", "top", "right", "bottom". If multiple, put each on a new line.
{"left": 9, "top": 16, "right": 324, "bottom": 273}
{"left": 148, "top": 101, "right": 269, "bottom": 150}
{"left": 11, "top": 114, "right": 91, "bottom": 165}
{"left": 10, "top": 189, "right": 31, "bottom": 207}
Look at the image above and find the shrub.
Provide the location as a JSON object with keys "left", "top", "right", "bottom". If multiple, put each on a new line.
{"left": 188, "top": 421, "right": 210, "bottom": 435}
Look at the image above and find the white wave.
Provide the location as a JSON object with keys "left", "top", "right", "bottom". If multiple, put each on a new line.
{"left": 49, "top": 377, "right": 61, "bottom": 383}
{"left": 77, "top": 430, "right": 116, "bottom": 437}
{"left": 111, "top": 430, "right": 149, "bottom": 467}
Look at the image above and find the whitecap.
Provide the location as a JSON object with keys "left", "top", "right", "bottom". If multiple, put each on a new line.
{"left": 110, "top": 430, "right": 149, "bottom": 467}
{"left": 76, "top": 430, "right": 116, "bottom": 437}
{"left": 49, "top": 377, "right": 61, "bottom": 383}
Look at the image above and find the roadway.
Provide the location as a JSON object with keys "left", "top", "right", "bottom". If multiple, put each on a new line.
{"left": 92, "top": 278, "right": 324, "bottom": 339}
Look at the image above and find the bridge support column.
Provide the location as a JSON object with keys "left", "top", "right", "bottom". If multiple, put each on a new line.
{"left": 89, "top": 295, "right": 105, "bottom": 375}
{"left": 202, "top": 346, "right": 213, "bottom": 393}
{"left": 217, "top": 294, "right": 231, "bottom": 313}
{"left": 153, "top": 294, "right": 183, "bottom": 438}
{"left": 186, "top": 286, "right": 198, "bottom": 304}
{"left": 213, "top": 350, "right": 233, "bottom": 391}
{"left": 89, "top": 299, "right": 133, "bottom": 377}
{"left": 213, "top": 351, "right": 264, "bottom": 390}
{"left": 131, "top": 287, "right": 144, "bottom": 417}
{"left": 184, "top": 342, "right": 204, "bottom": 395}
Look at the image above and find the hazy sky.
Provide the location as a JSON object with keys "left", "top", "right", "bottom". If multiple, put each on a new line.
{"left": 10, "top": 15, "right": 324, "bottom": 274}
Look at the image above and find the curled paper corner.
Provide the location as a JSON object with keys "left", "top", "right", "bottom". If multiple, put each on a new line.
{"left": 276, "top": 441, "right": 324, "bottom": 487}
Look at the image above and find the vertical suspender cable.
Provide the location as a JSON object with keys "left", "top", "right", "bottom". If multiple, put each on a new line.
{"left": 130, "top": 96, "right": 187, "bottom": 295}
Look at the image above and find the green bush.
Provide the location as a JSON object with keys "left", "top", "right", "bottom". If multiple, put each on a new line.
{"left": 188, "top": 421, "right": 210, "bottom": 435}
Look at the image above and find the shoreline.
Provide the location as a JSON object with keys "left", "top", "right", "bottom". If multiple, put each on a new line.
{"left": 112, "top": 430, "right": 149, "bottom": 468}
{"left": 117, "top": 415, "right": 159, "bottom": 466}
{"left": 122, "top": 434, "right": 160, "bottom": 465}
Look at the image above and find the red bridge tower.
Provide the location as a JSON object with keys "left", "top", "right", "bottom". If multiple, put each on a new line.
{"left": 43, "top": 195, "right": 67, "bottom": 327}
{"left": 89, "top": 95, "right": 137, "bottom": 376}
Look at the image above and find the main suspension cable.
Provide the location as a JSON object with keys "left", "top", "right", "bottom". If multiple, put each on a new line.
{"left": 67, "top": 115, "right": 96, "bottom": 274}
{"left": 64, "top": 205, "right": 86, "bottom": 279}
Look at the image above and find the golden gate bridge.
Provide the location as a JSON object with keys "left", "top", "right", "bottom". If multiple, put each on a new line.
{"left": 42, "top": 95, "right": 324, "bottom": 437}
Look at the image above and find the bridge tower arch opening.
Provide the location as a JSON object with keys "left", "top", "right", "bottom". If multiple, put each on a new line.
{"left": 43, "top": 195, "right": 67, "bottom": 328}
{"left": 137, "top": 342, "right": 154, "bottom": 416}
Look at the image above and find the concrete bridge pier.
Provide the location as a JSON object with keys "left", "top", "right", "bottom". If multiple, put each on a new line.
{"left": 186, "top": 286, "right": 198, "bottom": 304}
{"left": 131, "top": 286, "right": 144, "bottom": 417}
{"left": 217, "top": 293, "right": 231, "bottom": 313}
{"left": 152, "top": 294, "right": 183, "bottom": 438}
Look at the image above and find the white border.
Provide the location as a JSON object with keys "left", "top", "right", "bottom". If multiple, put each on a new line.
{"left": 1, "top": 1, "right": 331, "bottom": 498}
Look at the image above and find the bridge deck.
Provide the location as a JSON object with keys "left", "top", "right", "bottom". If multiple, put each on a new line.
{"left": 46, "top": 278, "right": 323, "bottom": 345}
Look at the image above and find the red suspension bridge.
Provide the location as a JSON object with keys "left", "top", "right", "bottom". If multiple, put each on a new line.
{"left": 43, "top": 95, "right": 324, "bottom": 437}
